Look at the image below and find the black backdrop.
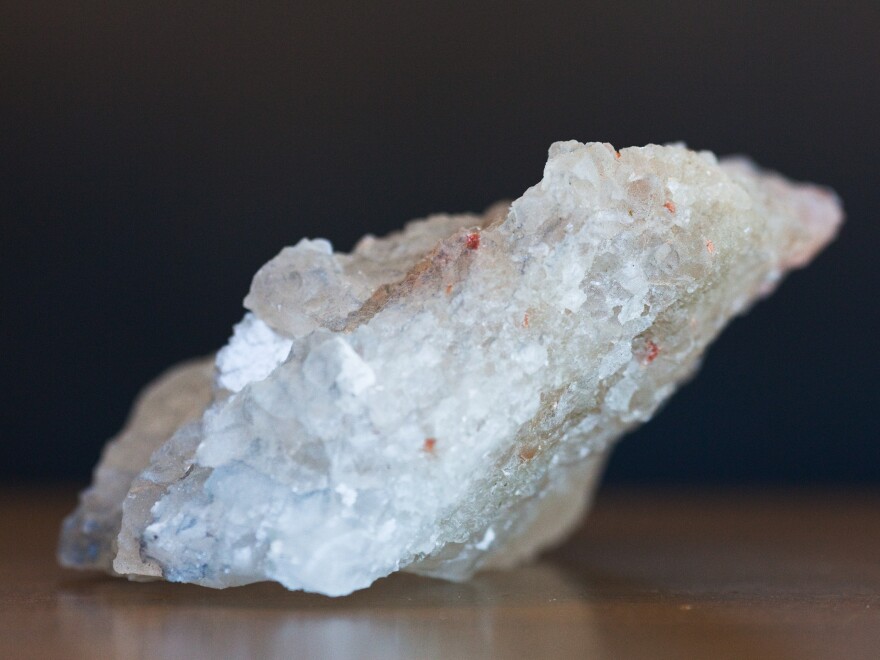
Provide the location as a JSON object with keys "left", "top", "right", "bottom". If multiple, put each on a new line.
{"left": 3, "top": 2, "right": 878, "bottom": 483}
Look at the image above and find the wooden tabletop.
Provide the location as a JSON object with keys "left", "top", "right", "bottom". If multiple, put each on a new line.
{"left": 2, "top": 486, "right": 878, "bottom": 659}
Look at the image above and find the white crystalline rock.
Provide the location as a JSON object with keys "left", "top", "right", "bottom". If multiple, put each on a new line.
{"left": 216, "top": 314, "right": 293, "bottom": 393}
{"left": 59, "top": 141, "right": 842, "bottom": 596}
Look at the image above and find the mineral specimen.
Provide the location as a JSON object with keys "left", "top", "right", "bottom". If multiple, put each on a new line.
{"left": 59, "top": 141, "right": 842, "bottom": 596}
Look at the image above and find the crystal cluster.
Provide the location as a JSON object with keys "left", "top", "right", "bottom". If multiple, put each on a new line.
{"left": 59, "top": 142, "right": 841, "bottom": 596}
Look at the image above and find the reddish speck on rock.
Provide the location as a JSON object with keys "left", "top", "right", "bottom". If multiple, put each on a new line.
{"left": 664, "top": 200, "right": 677, "bottom": 214}
{"left": 423, "top": 438, "right": 437, "bottom": 453}
{"left": 643, "top": 340, "right": 660, "bottom": 364}
{"left": 445, "top": 284, "right": 453, "bottom": 295}
{"left": 615, "top": 150, "right": 622, "bottom": 159}
{"left": 706, "top": 239, "right": 716, "bottom": 254}
{"left": 523, "top": 312, "right": 530, "bottom": 328}
{"left": 519, "top": 446, "right": 537, "bottom": 462}
{"left": 466, "top": 233, "right": 481, "bottom": 250}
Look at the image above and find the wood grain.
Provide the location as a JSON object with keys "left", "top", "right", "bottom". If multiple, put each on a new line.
{"left": 2, "top": 486, "right": 878, "bottom": 659}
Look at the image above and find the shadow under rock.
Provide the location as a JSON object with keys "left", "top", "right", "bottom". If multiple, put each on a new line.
{"left": 54, "top": 563, "right": 606, "bottom": 658}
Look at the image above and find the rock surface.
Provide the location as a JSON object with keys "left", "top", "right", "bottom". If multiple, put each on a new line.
{"left": 59, "top": 141, "right": 842, "bottom": 596}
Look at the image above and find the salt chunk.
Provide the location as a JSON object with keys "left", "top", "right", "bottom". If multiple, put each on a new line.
{"left": 59, "top": 141, "right": 842, "bottom": 597}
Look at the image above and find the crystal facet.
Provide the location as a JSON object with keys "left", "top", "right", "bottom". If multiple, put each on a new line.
{"left": 59, "top": 142, "right": 842, "bottom": 596}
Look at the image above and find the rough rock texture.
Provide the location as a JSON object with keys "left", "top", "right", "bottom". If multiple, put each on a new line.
{"left": 59, "top": 141, "right": 842, "bottom": 596}
{"left": 58, "top": 357, "right": 214, "bottom": 573}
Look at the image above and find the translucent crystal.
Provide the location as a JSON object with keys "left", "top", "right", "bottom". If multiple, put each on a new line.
{"left": 59, "top": 142, "right": 842, "bottom": 596}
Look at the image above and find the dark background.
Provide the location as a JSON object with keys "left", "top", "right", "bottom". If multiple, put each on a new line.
{"left": 3, "top": 2, "right": 878, "bottom": 484}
